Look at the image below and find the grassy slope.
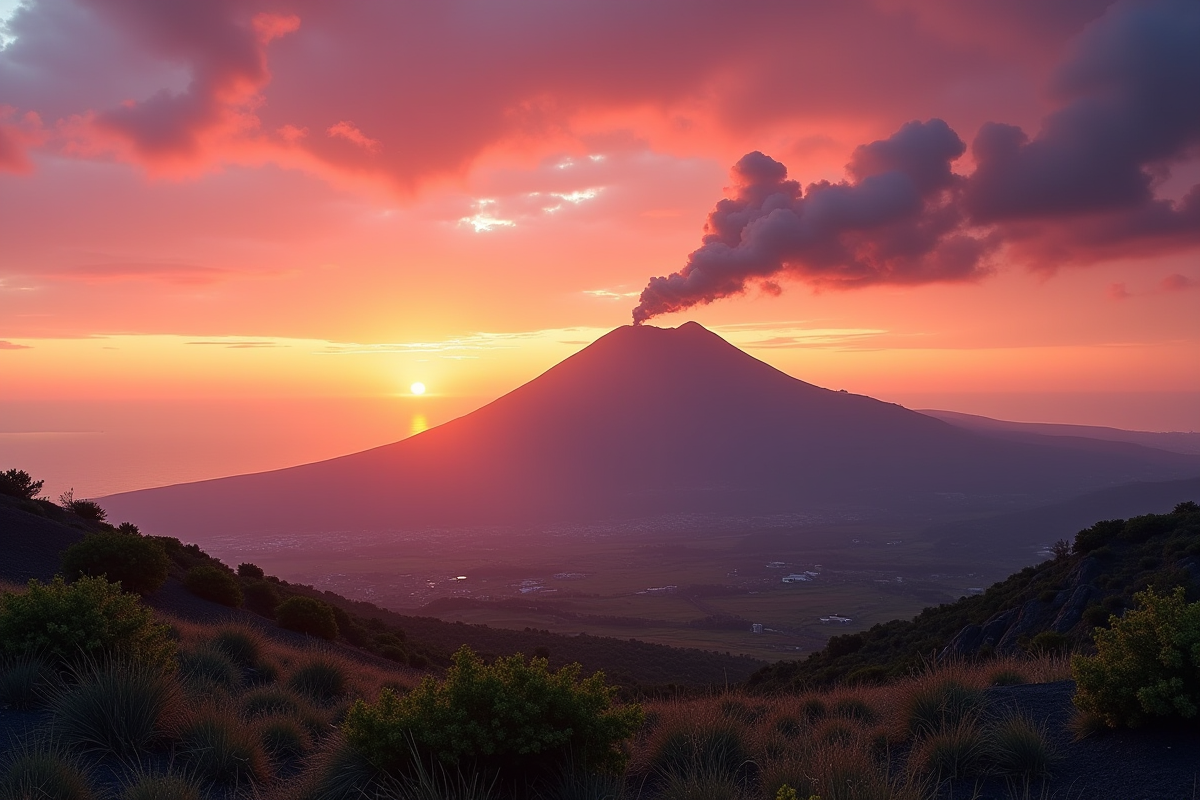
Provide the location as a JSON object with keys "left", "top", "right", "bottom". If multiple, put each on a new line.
{"left": 0, "top": 493, "right": 761, "bottom": 687}
{"left": 747, "top": 503, "right": 1200, "bottom": 690}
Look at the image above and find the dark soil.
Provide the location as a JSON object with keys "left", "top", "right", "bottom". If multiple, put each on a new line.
{"left": 940, "top": 680, "right": 1200, "bottom": 800}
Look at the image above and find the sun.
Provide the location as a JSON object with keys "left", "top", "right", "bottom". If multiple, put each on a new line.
{"left": 410, "top": 382, "right": 426, "bottom": 395}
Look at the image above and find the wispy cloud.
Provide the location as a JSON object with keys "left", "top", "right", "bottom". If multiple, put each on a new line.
{"left": 0, "top": 340, "right": 31, "bottom": 350}
{"left": 46, "top": 263, "right": 228, "bottom": 285}
{"left": 186, "top": 340, "right": 287, "bottom": 349}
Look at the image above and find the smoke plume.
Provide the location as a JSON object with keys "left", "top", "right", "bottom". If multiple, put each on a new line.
{"left": 633, "top": 0, "right": 1200, "bottom": 324}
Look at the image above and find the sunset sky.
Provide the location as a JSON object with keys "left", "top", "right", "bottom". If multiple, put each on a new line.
{"left": 2, "top": 0, "right": 1198, "bottom": 498}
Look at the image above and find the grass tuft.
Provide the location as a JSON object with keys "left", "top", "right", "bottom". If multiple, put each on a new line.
{"left": 910, "top": 717, "right": 987, "bottom": 781}
{"left": 258, "top": 715, "right": 313, "bottom": 760}
{"left": 0, "top": 654, "right": 58, "bottom": 710}
{"left": 987, "top": 713, "right": 1055, "bottom": 780}
{"left": 52, "top": 660, "right": 181, "bottom": 758}
{"left": 286, "top": 656, "right": 348, "bottom": 704}
{"left": 242, "top": 686, "right": 304, "bottom": 718}
{"left": 0, "top": 739, "right": 95, "bottom": 800}
{"left": 178, "top": 705, "right": 270, "bottom": 786}
{"left": 901, "top": 678, "right": 986, "bottom": 737}
{"left": 119, "top": 772, "right": 205, "bottom": 800}
{"left": 179, "top": 646, "right": 241, "bottom": 695}
{"left": 210, "top": 625, "right": 263, "bottom": 667}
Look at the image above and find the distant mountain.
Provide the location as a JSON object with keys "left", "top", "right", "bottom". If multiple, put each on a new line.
{"left": 101, "top": 323, "right": 1200, "bottom": 538}
{"left": 921, "top": 409, "right": 1200, "bottom": 455}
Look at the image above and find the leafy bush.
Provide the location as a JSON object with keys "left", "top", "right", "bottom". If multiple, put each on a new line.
{"left": 275, "top": 596, "right": 338, "bottom": 640}
{"left": 61, "top": 531, "right": 170, "bottom": 596}
{"left": 0, "top": 468, "right": 43, "bottom": 500}
{"left": 1073, "top": 519, "right": 1124, "bottom": 554}
{"left": 0, "top": 576, "right": 174, "bottom": 669}
{"left": 1072, "top": 586, "right": 1200, "bottom": 727}
{"left": 237, "top": 562, "right": 265, "bottom": 579}
{"left": 52, "top": 660, "right": 182, "bottom": 757}
{"left": 242, "top": 580, "right": 280, "bottom": 618}
{"left": 1029, "top": 630, "right": 1070, "bottom": 654}
{"left": 184, "top": 565, "right": 243, "bottom": 607}
{"left": 343, "top": 645, "right": 643, "bottom": 780}
{"left": 58, "top": 489, "right": 107, "bottom": 522}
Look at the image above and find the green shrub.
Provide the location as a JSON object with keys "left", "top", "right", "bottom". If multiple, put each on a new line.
{"left": 1072, "top": 586, "right": 1200, "bottom": 727}
{"left": 120, "top": 773, "right": 204, "bottom": 800}
{"left": 61, "top": 532, "right": 169, "bottom": 596}
{"left": 0, "top": 576, "right": 174, "bottom": 669}
{"left": 242, "top": 581, "right": 279, "bottom": 618}
{"left": 237, "top": 563, "right": 265, "bottom": 579}
{"left": 0, "top": 468, "right": 44, "bottom": 500}
{"left": 183, "top": 565, "right": 243, "bottom": 607}
{"left": 287, "top": 657, "right": 348, "bottom": 704}
{"left": 0, "top": 741, "right": 94, "bottom": 800}
{"left": 1073, "top": 519, "right": 1124, "bottom": 554}
{"left": 52, "top": 660, "right": 182, "bottom": 757}
{"left": 178, "top": 707, "right": 269, "bottom": 785}
{"left": 58, "top": 489, "right": 107, "bottom": 522}
{"left": 275, "top": 596, "right": 338, "bottom": 640}
{"left": 343, "top": 645, "right": 643, "bottom": 780}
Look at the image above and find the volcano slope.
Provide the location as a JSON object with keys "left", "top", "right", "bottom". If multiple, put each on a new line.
{"left": 101, "top": 322, "right": 1200, "bottom": 539}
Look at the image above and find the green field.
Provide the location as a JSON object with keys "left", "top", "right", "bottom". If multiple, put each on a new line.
{"left": 201, "top": 512, "right": 1046, "bottom": 661}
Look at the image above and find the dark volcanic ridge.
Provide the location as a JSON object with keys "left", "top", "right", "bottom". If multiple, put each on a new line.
{"left": 101, "top": 322, "right": 1200, "bottom": 539}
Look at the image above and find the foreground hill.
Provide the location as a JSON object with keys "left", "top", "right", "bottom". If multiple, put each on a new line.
{"left": 0, "top": 492, "right": 759, "bottom": 687}
{"left": 749, "top": 500, "right": 1200, "bottom": 690}
{"left": 101, "top": 323, "right": 1200, "bottom": 539}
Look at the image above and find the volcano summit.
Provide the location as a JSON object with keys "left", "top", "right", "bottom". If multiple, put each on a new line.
{"left": 102, "top": 323, "right": 1200, "bottom": 538}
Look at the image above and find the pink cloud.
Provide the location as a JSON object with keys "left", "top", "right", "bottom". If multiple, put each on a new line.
{"left": 0, "top": 341, "right": 33, "bottom": 350}
{"left": 0, "top": 107, "right": 46, "bottom": 173}
{"left": 1107, "top": 282, "right": 1131, "bottom": 301}
{"left": 327, "top": 121, "right": 380, "bottom": 154}
{"left": 46, "top": 263, "right": 228, "bottom": 285}
{"left": 1160, "top": 273, "right": 1195, "bottom": 292}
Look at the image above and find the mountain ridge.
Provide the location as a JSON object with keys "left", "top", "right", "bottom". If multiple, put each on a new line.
{"left": 100, "top": 323, "right": 1200, "bottom": 538}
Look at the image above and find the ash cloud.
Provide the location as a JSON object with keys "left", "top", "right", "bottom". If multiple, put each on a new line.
{"left": 633, "top": 121, "right": 993, "bottom": 323}
{"left": 633, "top": 0, "right": 1200, "bottom": 323}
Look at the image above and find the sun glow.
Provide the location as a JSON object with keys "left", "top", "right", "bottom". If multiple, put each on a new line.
{"left": 410, "top": 382, "right": 426, "bottom": 395}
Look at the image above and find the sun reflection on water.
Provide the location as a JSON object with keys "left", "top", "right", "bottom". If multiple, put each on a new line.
{"left": 409, "top": 413, "right": 428, "bottom": 436}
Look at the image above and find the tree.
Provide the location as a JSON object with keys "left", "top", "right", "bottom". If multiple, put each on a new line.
{"left": 275, "top": 596, "right": 338, "bottom": 640}
{"left": 61, "top": 531, "right": 170, "bottom": 596}
{"left": 58, "top": 488, "right": 107, "bottom": 522}
{"left": 0, "top": 469, "right": 44, "bottom": 500}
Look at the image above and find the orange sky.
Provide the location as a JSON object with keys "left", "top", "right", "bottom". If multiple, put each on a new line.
{"left": 1, "top": 0, "right": 1198, "bottom": 498}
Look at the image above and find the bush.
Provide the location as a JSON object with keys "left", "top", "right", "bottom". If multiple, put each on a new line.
{"left": 1029, "top": 630, "right": 1070, "bottom": 654}
{"left": 0, "top": 742, "right": 94, "bottom": 800}
{"left": 58, "top": 489, "right": 107, "bottom": 522}
{"left": 275, "top": 596, "right": 338, "bottom": 640}
{"left": 237, "top": 563, "right": 265, "bottom": 579}
{"left": 242, "top": 580, "right": 280, "bottom": 618}
{"left": 287, "top": 657, "right": 348, "bottom": 704}
{"left": 258, "top": 716, "right": 312, "bottom": 759}
{"left": 184, "top": 565, "right": 243, "bottom": 607}
{"left": 0, "top": 576, "right": 175, "bottom": 669}
{"left": 0, "top": 468, "right": 43, "bottom": 500}
{"left": 1072, "top": 586, "right": 1200, "bottom": 727}
{"left": 343, "top": 645, "right": 643, "bottom": 780}
{"left": 61, "top": 532, "right": 170, "bottom": 596}
{"left": 1074, "top": 519, "right": 1124, "bottom": 554}
{"left": 52, "top": 660, "right": 182, "bottom": 757}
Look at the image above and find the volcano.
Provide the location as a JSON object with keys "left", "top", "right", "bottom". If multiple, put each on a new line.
{"left": 101, "top": 322, "right": 1200, "bottom": 537}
